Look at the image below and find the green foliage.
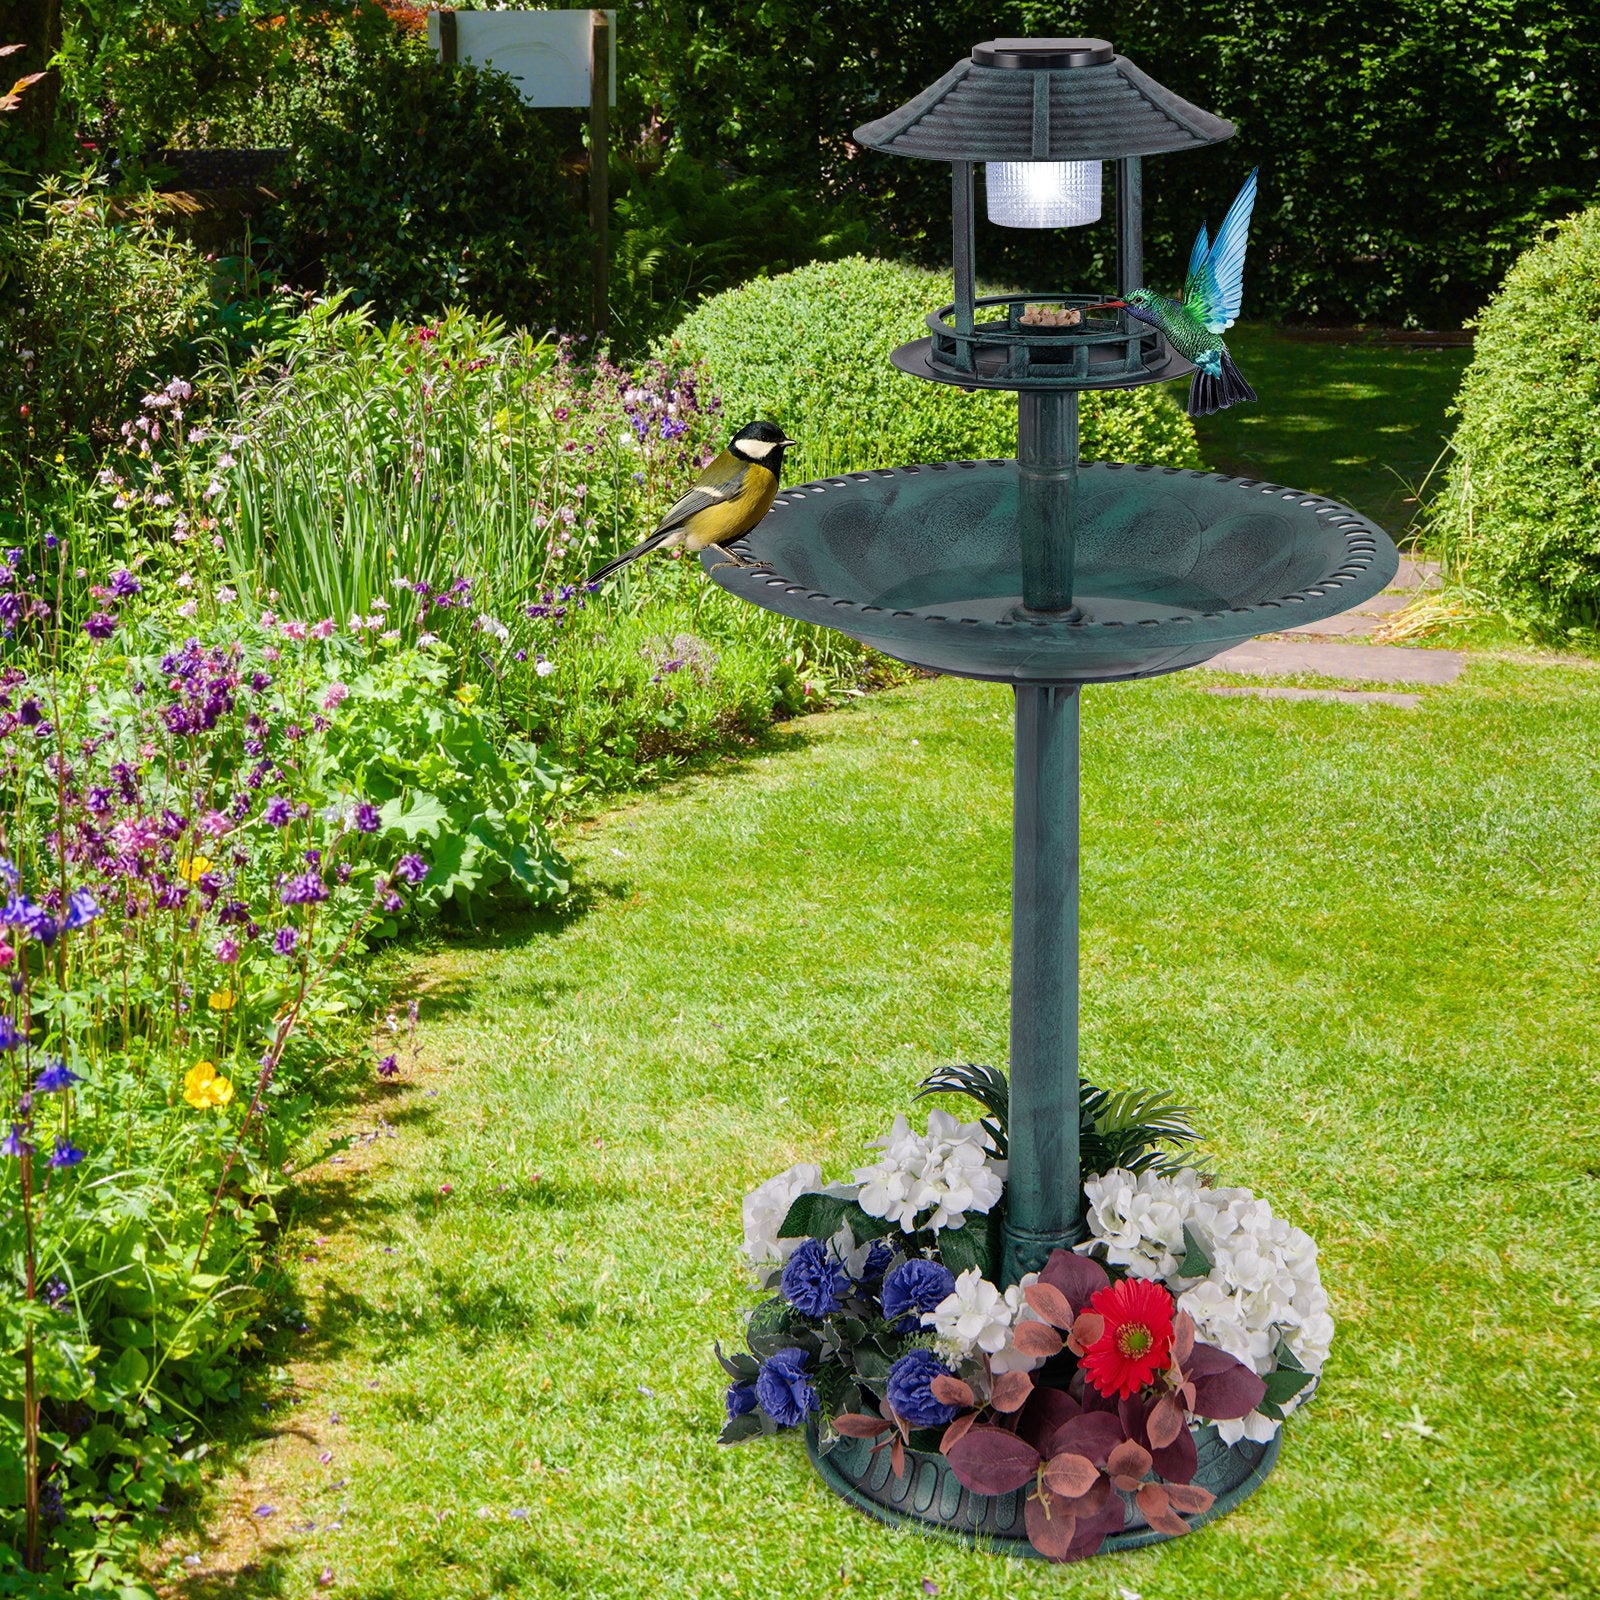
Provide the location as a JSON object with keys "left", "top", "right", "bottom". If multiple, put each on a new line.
{"left": 273, "top": 30, "right": 589, "bottom": 332}
{"left": 665, "top": 256, "right": 1200, "bottom": 474}
{"left": 1429, "top": 207, "right": 1600, "bottom": 631}
{"left": 625, "top": 0, "right": 1599, "bottom": 327}
{"left": 0, "top": 182, "right": 210, "bottom": 471}
{"left": 607, "top": 152, "right": 869, "bottom": 357}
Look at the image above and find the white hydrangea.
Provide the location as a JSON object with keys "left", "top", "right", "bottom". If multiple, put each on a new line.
{"left": 923, "top": 1268, "right": 1046, "bottom": 1376}
{"left": 853, "top": 1110, "right": 1006, "bottom": 1233}
{"left": 1080, "top": 1167, "right": 1334, "bottom": 1443}
{"left": 741, "top": 1162, "right": 824, "bottom": 1266}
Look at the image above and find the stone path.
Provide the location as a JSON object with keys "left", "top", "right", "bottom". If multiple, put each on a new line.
{"left": 1204, "top": 556, "right": 1464, "bottom": 705}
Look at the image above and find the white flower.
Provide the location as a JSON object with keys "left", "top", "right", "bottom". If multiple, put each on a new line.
{"left": 923, "top": 1268, "right": 1046, "bottom": 1375}
{"left": 477, "top": 612, "right": 510, "bottom": 641}
{"left": 534, "top": 657, "right": 556, "bottom": 678}
{"left": 741, "top": 1162, "right": 823, "bottom": 1266}
{"left": 853, "top": 1109, "right": 1005, "bottom": 1233}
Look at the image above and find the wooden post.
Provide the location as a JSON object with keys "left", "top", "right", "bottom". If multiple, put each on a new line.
{"left": 437, "top": 6, "right": 458, "bottom": 64}
{"left": 589, "top": 8, "right": 610, "bottom": 341}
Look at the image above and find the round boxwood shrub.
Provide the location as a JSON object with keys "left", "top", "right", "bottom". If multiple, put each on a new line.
{"left": 1431, "top": 208, "right": 1600, "bottom": 629}
{"left": 662, "top": 256, "right": 1201, "bottom": 472}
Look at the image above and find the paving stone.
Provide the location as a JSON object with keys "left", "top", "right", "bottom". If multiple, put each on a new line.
{"left": 1206, "top": 639, "right": 1465, "bottom": 684}
{"left": 1393, "top": 556, "right": 1441, "bottom": 590}
{"left": 1205, "top": 686, "right": 1423, "bottom": 709}
{"left": 1356, "top": 591, "right": 1413, "bottom": 614}
{"left": 1277, "top": 611, "right": 1384, "bottom": 637}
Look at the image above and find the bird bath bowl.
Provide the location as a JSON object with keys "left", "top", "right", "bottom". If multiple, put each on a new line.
{"left": 702, "top": 460, "right": 1397, "bottom": 683}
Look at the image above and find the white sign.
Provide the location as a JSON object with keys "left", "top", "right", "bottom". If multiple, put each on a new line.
{"left": 426, "top": 9, "right": 617, "bottom": 108}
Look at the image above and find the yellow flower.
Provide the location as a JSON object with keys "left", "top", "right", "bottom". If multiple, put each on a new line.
{"left": 207, "top": 988, "right": 236, "bottom": 1012}
{"left": 454, "top": 683, "right": 480, "bottom": 707}
{"left": 178, "top": 854, "right": 212, "bottom": 884}
{"left": 183, "top": 1061, "right": 235, "bottom": 1109}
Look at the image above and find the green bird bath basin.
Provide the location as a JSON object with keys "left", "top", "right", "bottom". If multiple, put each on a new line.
{"left": 701, "top": 460, "right": 1398, "bottom": 684}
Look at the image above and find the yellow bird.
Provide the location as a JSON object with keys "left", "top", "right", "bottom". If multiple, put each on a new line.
{"left": 587, "top": 421, "right": 797, "bottom": 585}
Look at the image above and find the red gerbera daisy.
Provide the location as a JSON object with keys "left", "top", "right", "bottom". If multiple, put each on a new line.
{"left": 1080, "top": 1277, "right": 1176, "bottom": 1400}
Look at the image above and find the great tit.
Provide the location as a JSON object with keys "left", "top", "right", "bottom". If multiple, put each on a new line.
{"left": 587, "top": 420, "right": 797, "bottom": 586}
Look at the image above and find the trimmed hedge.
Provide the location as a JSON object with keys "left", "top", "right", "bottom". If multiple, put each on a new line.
{"left": 663, "top": 256, "right": 1200, "bottom": 472}
{"left": 1431, "top": 209, "right": 1600, "bottom": 630}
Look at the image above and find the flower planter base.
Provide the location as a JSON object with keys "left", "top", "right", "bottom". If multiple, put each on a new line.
{"left": 805, "top": 1416, "right": 1280, "bottom": 1557}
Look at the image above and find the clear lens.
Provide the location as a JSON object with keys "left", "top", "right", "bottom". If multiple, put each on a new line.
{"left": 984, "top": 161, "right": 1102, "bottom": 229}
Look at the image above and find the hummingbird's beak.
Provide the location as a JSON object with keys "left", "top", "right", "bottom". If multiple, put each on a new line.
{"left": 1085, "top": 301, "right": 1126, "bottom": 312}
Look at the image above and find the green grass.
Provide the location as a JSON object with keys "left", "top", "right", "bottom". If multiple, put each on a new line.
{"left": 1189, "top": 325, "right": 1473, "bottom": 534}
{"left": 159, "top": 659, "right": 1599, "bottom": 1600}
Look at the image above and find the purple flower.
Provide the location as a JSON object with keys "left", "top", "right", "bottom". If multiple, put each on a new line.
{"left": 42, "top": 1276, "right": 69, "bottom": 1308}
{"left": 376, "top": 1054, "right": 399, "bottom": 1078}
{"left": 87, "top": 786, "right": 113, "bottom": 814}
{"left": 83, "top": 612, "right": 117, "bottom": 640}
{"left": 382, "top": 891, "right": 403, "bottom": 913}
{"left": 884, "top": 1349, "right": 961, "bottom": 1429}
{"left": 395, "top": 853, "right": 429, "bottom": 884}
{"left": 0, "top": 1015, "right": 23, "bottom": 1051}
{"left": 34, "top": 1059, "right": 82, "bottom": 1094}
{"left": 1, "top": 1123, "right": 31, "bottom": 1157}
{"left": 856, "top": 1240, "right": 895, "bottom": 1283}
{"left": 215, "top": 936, "right": 240, "bottom": 964}
{"left": 881, "top": 1260, "right": 956, "bottom": 1333}
{"left": 354, "top": 802, "right": 381, "bottom": 834}
{"left": 780, "top": 1238, "right": 849, "bottom": 1319}
{"left": 725, "top": 1381, "right": 759, "bottom": 1423}
{"left": 109, "top": 568, "right": 141, "bottom": 598}
{"left": 19, "top": 699, "right": 41, "bottom": 727}
{"left": 63, "top": 888, "right": 100, "bottom": 931}
{"left": 754, "top": 1348, "right": 817, "bottom": 1428}
{"left": 263, "top": 796, "right": 292, "bottom": 827}
{"left": 303, "top": 848, "right": 321, "bottom": 867}
{"left": 279, "top": 872, "right": 328, "bottom": 906}
{"left": 47, "top": 1136, "right": 84, "bottom": 1169}
{"left": 272, "top": 926, "right": 298, "bottom": 956}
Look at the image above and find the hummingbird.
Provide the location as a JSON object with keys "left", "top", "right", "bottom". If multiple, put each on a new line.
{"left": 1089, "top": 168, "right": 1259, "bottom": 418}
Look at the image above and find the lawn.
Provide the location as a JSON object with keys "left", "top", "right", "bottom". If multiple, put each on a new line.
{"left": 1189, "top": 325, "right": 1473, "bottom": 534}
{"left": 162, "top": 658, "right": 1599, "bottom": 1600}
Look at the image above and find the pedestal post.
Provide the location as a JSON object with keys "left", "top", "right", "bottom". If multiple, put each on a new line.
{"left": 1017, "top": 390, "right": 1080, "bottom": 616}
{"left": 1001, "top": 681, "right": 1084, "bottom": 1284}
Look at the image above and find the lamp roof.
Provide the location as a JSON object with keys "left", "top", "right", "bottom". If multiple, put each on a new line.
{"left": 853, "top": 41, "right": 1234, "bottom": 162}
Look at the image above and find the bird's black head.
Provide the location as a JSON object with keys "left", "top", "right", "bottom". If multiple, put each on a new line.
{"left": 728, "top": 420, "right": 798, "bottom": 469}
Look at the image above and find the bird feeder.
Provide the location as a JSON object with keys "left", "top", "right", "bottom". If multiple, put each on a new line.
{"left": 704, "top": 35, "right": 1397, "bottom": 1556}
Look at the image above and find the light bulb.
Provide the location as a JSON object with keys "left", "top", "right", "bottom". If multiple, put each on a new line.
{"left": 984, "top": 161, "right": 1102, "bottom": 228}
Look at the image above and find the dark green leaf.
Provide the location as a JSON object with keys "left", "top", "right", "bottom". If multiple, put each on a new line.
{"left": 1178, "top": 1223, "right": 1214, "bottom": 1280}
{"left": 937, "top": 1217, "right": 992, "bottom": 1279}
{"left": 777, "top": 1191, "right": 852, "bottom": 1241}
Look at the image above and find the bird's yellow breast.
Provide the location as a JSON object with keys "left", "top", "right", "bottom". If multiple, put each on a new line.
{"left": 678, "top": 466, "right": 779, "bottom": 552}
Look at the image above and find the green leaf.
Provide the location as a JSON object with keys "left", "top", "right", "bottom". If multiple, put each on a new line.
{"left": 777, "top": 1191, "right": 852, "bottom": 1241}
{"left": 850, "top": 1345, "right": 893, "bottom": 1382}
{"left": 1260, "top": 1364, "right": 1315, "bottom": 1409}
{"left": 1178, "top": 1223, "right": 1213, "bottom": 1280}
{"left": 718, "top": 1412, "right": 765, "bottom": 1445}
{"left": 936, "top": 1217, "right": 992, "bottom": 1279}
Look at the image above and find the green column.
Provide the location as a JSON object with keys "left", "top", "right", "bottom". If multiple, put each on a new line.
{"left": 1017, "top": 390, "right": 1080, "bottom": 616}
{"left": 1001, "top": 681, "right": 1084, "bottom": 1284}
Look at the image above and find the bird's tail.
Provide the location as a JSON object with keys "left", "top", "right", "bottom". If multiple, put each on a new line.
{"left": 587, "top": 528, "right": 672, "bottom": 587}
{"left": 1187, "top": 351, "right": 1256, "bottom": 418}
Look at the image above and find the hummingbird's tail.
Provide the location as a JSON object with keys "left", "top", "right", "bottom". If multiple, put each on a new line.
{"left": 1187, "top": 351, "right": 1256, "bottom": 418}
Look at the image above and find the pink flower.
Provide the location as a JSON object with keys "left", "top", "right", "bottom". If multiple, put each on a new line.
{"left": 259, "top": 610, "right": 277, "bottom": 628}
{"left": 215, "top": 937, "right": 240, "bottom": 964}
{"left": 262, "top": 645, "right": 281, "bottom": 661}
{"left": 321, "top": 683, "right": 350, "bottom": 712}
{"left": 311, "top": 619, "right": 337, "bottom": 641}
{"left": 280, "top": 621, "right": 308, "bottom": 642}
{"left": 0, "top": 941, "right": 14, "bottom": 968}
{"left": 200, "top": 810, "right": 231, "bottom": 838}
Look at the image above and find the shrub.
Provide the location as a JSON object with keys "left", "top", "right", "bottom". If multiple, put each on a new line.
{"left": 663, "top": 256, "right": 1201, "bottom": 474}
{"left": 273, "top": 31, "right": 589, "bottom": 332}
{"left": 1429, "top": 208, "right": 1600, "bottom": 631}
{"left": 0, "top": 183, "right": 210, "bottom": 471}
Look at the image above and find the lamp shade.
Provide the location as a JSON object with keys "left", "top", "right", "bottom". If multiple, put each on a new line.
{"left": 986, "top": 160, "right": 1102, "bottom": 227}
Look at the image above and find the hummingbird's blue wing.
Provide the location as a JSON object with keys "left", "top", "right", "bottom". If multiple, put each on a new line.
{"left": 1185, "top": 168, "right": 1258, "bottom": 334}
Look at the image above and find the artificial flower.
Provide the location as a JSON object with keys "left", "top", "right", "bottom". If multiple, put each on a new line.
{"left": 780, "top": 1238, "right": 849, "bottom": 1318}
{"left": 853, "top": 1109, "right": 1005, "bottom": 1233}
{"left": 885, "top": 1348, "right": 961, "bottom": 1429}
{"left": 754, "top": 1347, "right": 816, "bottom": 1428}
{"left": 1080, "top": 1276, "right": 1175, "bottom": 1400}
{"left": 880, "top": 1258, "right": 955, "bottom": 1332}
{"left": 741, "top": 1162, "right": 823, "bottom": 1265}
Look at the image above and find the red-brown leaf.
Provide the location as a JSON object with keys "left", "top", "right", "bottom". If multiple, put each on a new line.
{"left": 1173, "top": 1309, "right": 1196, "bottom": 1364}
{"left": 1046, "top": 1410, "right": 1126, "bottom": 1467}
{"left": 1023, "top": 1490, "right": 1080, "bottom": 1561}
{"left": 1012, "top": 1320, "right": 1065, "bottom": 1358}
{"left": 945, "top": 1425, "right": 1042, "bottom": 1496}
{"left": 1038, "top": 1250, "right": 1111, "bottom": 1314}
{"left": 1186, "top": 1345, "right": 1268, "bottom": 1421}
{"left": 890, "top": 1435, "right": 906, "bottom": 1480}
{"left": 1163, "top": 1482, "right": 1216, "bottom": 1515}
{"left": 989, "top": 1369, "right": 1035, "bottom": 1414}
{"left": 1023, "top": 1280, "right": 1076, "bottom": 1327}
{"left": 1147, "top": 1393, "right": 1184, "bottom": 1449}
{"left": 831, "top": 1413, "right": 893, "bottom": 1438}
{"left": 930, "top": 1375, "right": 975, "bottom": 1409}
{"left": 1019, "top": 1386, "right": 1081, "bottom": 1453}
{"left": 1137, "top": 1481, "right": 1193, "bottom": 1537}
{"left": 1066, "top": 1310, "right": 1104, "bottom": 1355}
{"left": 939, "top": 1410, "right": 979, "bottom": 1455}
{"left": 1042, "top": 1452, "right": 1099, "bottom": 1499}
{"left": 1150, "top": 1417, "right": 1199, "bottom": 1485}
{"left": 1107, "top": 1439, "right": 1152, "bottom": 1483}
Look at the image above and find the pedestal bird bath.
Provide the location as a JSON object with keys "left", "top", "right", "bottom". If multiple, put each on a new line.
{"left": 707, "top": 37, "right": 1396, "bottom": 1558}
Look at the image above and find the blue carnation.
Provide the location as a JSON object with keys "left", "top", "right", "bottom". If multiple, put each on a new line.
{"left": 780, "top": 1238, "right": 848, "bottom": 1319}
{"left": 855, "top": 1241, "right": 895, "bottom": 1283}
{"left": 885, "top": 1348, "right": 961, "bottom": 1429}
{"left": 754, "top": 1347, "right": 817, "bottom": 1428}
{"left": 881, "top": 1259, "right": 956, "bottom": 1332}
{"left": 725, "top": 1381, "right": 759, "bottom": 1423}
